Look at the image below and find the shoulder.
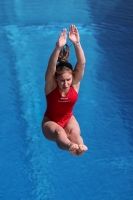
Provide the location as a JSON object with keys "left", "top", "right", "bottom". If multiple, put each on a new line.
{"left": 45, "top": 80, "right": 57, "bottom": 95}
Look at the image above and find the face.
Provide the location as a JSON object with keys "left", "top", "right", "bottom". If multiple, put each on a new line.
{"left": 56, "top": 72, "right": 73, "bottom": 91}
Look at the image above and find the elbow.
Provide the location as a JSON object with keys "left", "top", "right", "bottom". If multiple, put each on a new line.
{"left": 84, "top": 59, "right": 86, "bottom": 65}
{"left": 83, "top": 56, "right": 86, "bottom": 64}
{"left": 78, "top": 57, "right": 86, "bottom": 66}
{"left": 80, "top": 60, "right": 86, "bottom": 67}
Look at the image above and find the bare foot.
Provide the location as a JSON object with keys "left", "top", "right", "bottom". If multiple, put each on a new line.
{"left": 77, "top": 144, "right": 88, "bottom": 156}
{"left": 68, "top": 143, "right": 79, "bottom": 156}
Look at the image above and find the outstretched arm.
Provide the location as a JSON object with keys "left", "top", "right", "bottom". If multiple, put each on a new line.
{"left": 68, "top": 25, "right": 86, "bottom": 84}
{"left": 45, "top": 29, "right": 67, "bottom": 83}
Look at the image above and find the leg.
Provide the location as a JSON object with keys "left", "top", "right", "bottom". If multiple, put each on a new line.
{"left": 41, "top": 117, "right": 79, "bottom": 154}
{"left": 64, "top": 116, "right": 88, "bottom": 155}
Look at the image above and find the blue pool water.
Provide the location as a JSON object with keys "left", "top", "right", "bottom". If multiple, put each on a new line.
{"left": 0, "top": 0, "right": 133, "bottom": 200}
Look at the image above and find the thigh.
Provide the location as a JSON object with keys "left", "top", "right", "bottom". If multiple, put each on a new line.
{"left": 64, "top": 115, "right": 81, "bottom": 135}
{"left": 42, "top": 117, "right": 65, "bottom": 141}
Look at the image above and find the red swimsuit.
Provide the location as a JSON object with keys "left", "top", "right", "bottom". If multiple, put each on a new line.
{"left": 44, "top": 86, "right": 78, "bottom": 127}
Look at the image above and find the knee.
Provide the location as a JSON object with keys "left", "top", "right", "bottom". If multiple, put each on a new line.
{"left": 69, "top": 127, "right": 80, "bottom": 136}
{"left": 54, "top": 128, "right": 66, "bottom": 138}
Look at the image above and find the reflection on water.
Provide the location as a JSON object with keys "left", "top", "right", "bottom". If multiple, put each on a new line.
{"left": 0, "top": 0, "right": 133, "bottom": 200}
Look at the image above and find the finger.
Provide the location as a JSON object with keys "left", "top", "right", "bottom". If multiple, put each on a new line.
{"left": 70, "top": 26, "right": 74, "bottom": 32}
{"left": 70, "top": 25, "right": 73, "bottom": 32}
{"left": 62, "top": 28, "right": 66, "bottom": 33}
{"left": 72, "top": 24, "right": 76, "bottom": 31}
{"left": 59, "top": 29, "right": 66, "bottom": 38}
{"left": 74, "top": 27, "right": 78, "bottom": 33}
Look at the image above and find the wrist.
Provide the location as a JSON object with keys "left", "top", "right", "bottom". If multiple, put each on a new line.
{"left": 55, "top": 46, "right": 61, "bottom": 51}
{"left": 56, "top": 42, "right": 62, "bottom": 50}
{"left": 74, "top": 42, "right": 80, "bottom": 47}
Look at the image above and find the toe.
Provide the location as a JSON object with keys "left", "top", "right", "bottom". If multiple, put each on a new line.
{"left": 76, "top": 144, "right": 88, "bottom": 156}
{"left": 69, "top": 143, "right": 79, "bottom": 156}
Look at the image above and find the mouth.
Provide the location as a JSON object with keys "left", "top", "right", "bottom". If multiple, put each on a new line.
{"left": 63, "top": 87, "right": 68, "bottom": 89}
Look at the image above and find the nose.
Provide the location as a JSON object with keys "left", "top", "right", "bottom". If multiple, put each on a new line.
{"left": 64, "top": 81, "right": 68, "bottom": 87}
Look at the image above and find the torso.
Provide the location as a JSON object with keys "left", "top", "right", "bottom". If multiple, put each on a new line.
{"left": 44, "top": 86, "right": 78, "bottom": 127}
